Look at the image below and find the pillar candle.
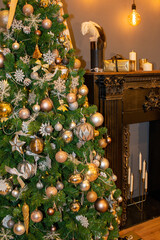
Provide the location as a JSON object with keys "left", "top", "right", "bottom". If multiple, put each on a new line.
{"left": 145, "top": 171, "right": 148, "bottom": 190}
{"left": 139, "top": 152, "right": 142, "bottom": 171}
{"left": 129, "top": 51, "right": 136, "bottom": 60}
{"left": 143, "top": 62, "right": 153, "bottom": 71}
{"left": 142, "top": 160, "right": 146, "bottom": 180}
{"left": 128, "top": 166, "right": 131, "bottom": 185}
{"left": 130, "top": 173, "right": 134, "bottom": 193}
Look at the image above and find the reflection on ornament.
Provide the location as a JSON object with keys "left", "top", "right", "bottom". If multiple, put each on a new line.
{"left": 46, "top": 186, "right": 57, "bottom": 197}
{"left": 31, "top": 209, "right": 43, "bottom": 223}
{"left": 85, "top": 163, "right": 99, "bottom": 182}
{"left": 30, "top": 137, "right": 44, "bottom": 154}
{"left": 80, "top": 179, "right": 90, "bottom": 191}
{"left": 100, "top": 158, "right": 109, "bottom": 170}
{"left": 74, "top": 59, "right": 81, "bottom": 69}
{"left": 40, "top": 97, "right": 53, "bottom": 112}
{"left": 22, "top": 4, "right": 34, "bottom": 16}
{"left": 17, "top": 161, "right": 36, "bottom": 179}
{"left": 13, "top": 222, "right": 25, "bottom": 235}
{"left": 0, "top": 10, "right": 9, "bottom": 29}
{"left": 19, "top": 107, "right": 30, "bottom": 120}
{"left": 95, "top": 198, "right": 109, "bottom": 213}
{"left": 33, "top": 44, "right": 42, "bottom": 59}
{"left": 0, "top": 53, "right": 5, "bottom": 68}
{"left": 78, "top": 85, "right": 88, "bottom": 96}
{"left": 68, "top": 173, "right": 83, "bottom": 184}
{"left": 70, "top": 201, "right": 81, "bottom": 212}
{"left": 0, "top": 102, "right": 13, "bottom": 118}
{"left": 75, "top": 122, "right": 94, "bottom": 141}
{"left": 86, "top": 190, "right": 98, "bottom": 202}
{"left": 62, "top": 130, "right": 73, "bottom": 143}
{"left": 42, "top": 18, "right": 52, "bottom": 29}
{"left": 55, "top": 150, "right": 68, "bottom": 163}
{"left": 51, "top": 225, "right": 56, "bottom": 232}
{"left": 56, "top": 181, "right": 64, "bottom": 190}
{"left": 0, "top": 179, "right": 13, "bottom": 196}
{"left": 47, "top": 207, "right": 55, "bottom": 216}
{"left": 90, "top": 112, "right": 104, "bottom": 127}
{"left": 98, "top": 138, "right": 107, "bottom": 148}
{"left": 12, "top": 41, "right": 20, "bottom": 50}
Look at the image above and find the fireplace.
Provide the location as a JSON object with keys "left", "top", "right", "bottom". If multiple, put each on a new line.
{"left": 84, "top": 71, "right": 160, "bottom": 226}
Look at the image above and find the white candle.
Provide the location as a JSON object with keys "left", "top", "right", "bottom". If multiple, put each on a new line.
{"left": 143, "top": 62, "right": 153, "bottom": 71}
{"left": 130, "top": 174, "right": 134, "bottom": 193}
{"left": 139, "top": 152, "right": 142, "bottom": 171}
{"left": 142, "top": 160, "right": 146, "bottom": 180}
{"left": 129, "top": 51, "right": 136, "bottom": 61}
{"left": 145, "top": 171, "right": 148, "bottom": 190}
{"left": 128, "top": 166, "right": 131, "bottom": 185}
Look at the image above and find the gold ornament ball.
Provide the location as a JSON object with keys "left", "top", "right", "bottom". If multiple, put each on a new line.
{"left": 45, "top": 125, "right": 53, "bottom": 133}
{"left": 69, "top": 101, "right": 78, "bottom": 111}
{"left": 100, "top": 158, "right": 109, "bottom": 170}
{"left": 70, "top": 201, "right": 81, "bottom": 212}
{"left": 0, "top": 53, "right": 5, "bottom": 68}
{"left": 30, "top": 137, "right": 44, "bottom": 154}
{"left": 83, "top": 101, "right": 89, "bottom": 108}
{"left": 22, "top": 4, "right": 34, "bottom": 16}
{"left": 75, "top": 122, "right": 94, "bottom": 141}
{"left": 46, "top": 186, "right": 57, "bottom": 198}
{"left": 86, "top": 190, "right": 98, "bottom": 202}
{"left": 55, "top": 150, "right": 68, "bottom": 163}
{"left": 93, "top": 159, "right": 100, "bottom": 167}
{"left": 85, "top": 163, "right": 99, "bottom": 182}
{"left": 80, "top": 179, "right": 90, "bottom": 191}
{"left": 117, "top": 196, "right": 123, "bottom": 203}
{"left": 69, "top": 121, "right": 76, "bottom": 130}
{"left": 57, "top": 16, "right": 64, "bottom": 23}
{"left": 7, "top": 1, "right": 11, "bottom": 8}
{"left": 0, "top": 10, "right": 9, "bottom": 29}
{"left": 11, "top": 188, "right": 19, "bottom": 198}
{"left": 19, "top": 107, "right": 30, "bottom": 120}
{"left": 62, "top": 130, "right": 73, "bottom": 143}
{"left": 17, "top": 161, "right": 36, "bottom": 179}
{"left": 31, "top": 209, "right": 43, "bottom": 223}
{"left": 90, "top": 112, "right": 104, "bottom": 127}
{"left": 56, "top": 181, "right": 64, "bottom": 190}
{"left": 107, "top": 136, "right": 112, "bottom": 144}
{"left": 98, "top": 138, "right": 107, "bottom": 148}
{"left": 112, "top": 174, "right": 117, "bottom": 182}
{"left": 68, "top": 173, "right": 83, "bottom": 184}
{"left": 0, "top": 102, "right": 13, "bottom": 118}
{"left": 35, "top": 29, "right": 42, "bottom": 36}
{"left": 55, "top": 57, "right": 62, "bottom": 64}
{"left": 0, "top": 179, "right": 13, "bottom": 196}
{"left": 47, "top": 207, "right": 55, "bottom": 216}
{"left": 94, "top": 130, "right": 100, "bottom": 137}
{"left": 13, "top": 222, "right": 25, "bottom": 235}
{"left": 12, "top": 41, "right": 20, "bottom": 50}
{"left": 95, "top": 198, "right": 109, "bottom": 213}
{"left": 40, "top": 97, "right": 53, "bottom": 112}
{"left": 74, "top": 59, "right": 81, "bottom": 69}
{"left": 78, "top": 85, "right": 89, "bottom": 96}
{"left": 42, "top": 18, "right": 52, "bottom": 29}
{"left": 52, "top": 49, "right": 59, "bottom": 58}
{"left": 66, "top": 93, "right": 76, "bottom": 103}
{"left": 108, "top": 224, "right": 114, "bottom": 231}
{"left": 32, "top": 103, "right": 40, "bottom": 112}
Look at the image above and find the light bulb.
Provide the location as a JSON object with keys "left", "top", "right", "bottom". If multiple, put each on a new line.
{"left": 128, "top": 3, "right": 141, "bottom": 26}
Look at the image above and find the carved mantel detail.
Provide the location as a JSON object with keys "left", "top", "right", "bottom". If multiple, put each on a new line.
{"left": 143, "top": 90, "right": 160, "bottom": 111}
{"left": 104, "top": 76, "right": 125, "bottom": 95}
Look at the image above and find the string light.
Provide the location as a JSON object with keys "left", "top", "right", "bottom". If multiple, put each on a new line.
{"left": 128, "top": 0, "right": 141, "bottom": 26}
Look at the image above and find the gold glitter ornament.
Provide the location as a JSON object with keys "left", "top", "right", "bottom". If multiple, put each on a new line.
{"left": 0, "top": 102, "right": 13, "bottom": 118}
{"left": 33, "top": 44, "right": 42, "bottom": 59}
{"left": 30, "top": 137, "right": 44, "bottom": 154}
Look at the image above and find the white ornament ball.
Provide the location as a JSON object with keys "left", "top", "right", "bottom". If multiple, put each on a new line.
{"left": 13, "top": 222, "right": 25, "bottom": 235}
{"left": 54, "top": 122, "right": 63, "bottom": 131}
{"left": 12, "top": 41, "right": 20, "bottom": 50}
{"left": 66, "top": 93, "right": 76, "bottom": 103}
{"left": 93, "top": 159, "right": 100, "bottom": 167}
{"left": 90, "top": 112, "right": 104, "bottom": 127}
{"left": 100, "top": 158, "right": 109, "bottom": 170}
{"left": 55, "top": 150, "right": 68, "bottom": 163}
{"left": 19, "top": 107, "right": 30, "bottom": 120}
{"left": 78, "top": 85, "right": 89, "bottom": 96}
{"left": 69, "top": 101, "right": 78, "bottom": 111}
{"left": 33, "top": 104, "right": 40, "bottom": 112}
{"left": 30, "top": 72, "right": 39, "bottom": 80}
{"left": 36, "top": 180, "right": 44, "bottom": 189}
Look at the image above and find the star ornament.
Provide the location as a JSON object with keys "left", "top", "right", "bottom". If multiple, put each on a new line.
{"left": 9, "top": 135, "right": 26, "bottom": 154}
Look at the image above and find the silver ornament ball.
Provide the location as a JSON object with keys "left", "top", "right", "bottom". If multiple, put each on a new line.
{"left": 54, "top": 122, "right": 63, "bottom": 131}
{"left": 11, "top": 188, "right": 19, "bottom": 198}
{"left": 36, "top": 180, "right": 44, "bottom": 189}
{"left": 100, "top": 158, "right": 109, "bottom": 170}
{"left": 56, "top": 181, "right": 64, "bottom": 190}
{"left": 45, "top": 125, "right": 53, "bottom": 133}
{"left": 69, "top": 121, "right": 76, "bottom": 130}
{"left": 90, "top": 112, "right": 104, "bottom": 127}
{"left": 13, "top": 222, "right": 25, "bottom": 235}
{"left": 69, "top": 101, "right": 78, "bottom": 111}
{"left": 12, "top": 41, "right": 20, "bottom": 50}
{"left": 30, "top": 71, "right": 39, "bottom": 80}
{"left": 7, "top": 219, "right": 15, "bottom": 228}
{"left": 80, "top": 179, "right": 90, "bottom": 191}
{"left": 32, "top": 104, "right": 40, "bottom": 112}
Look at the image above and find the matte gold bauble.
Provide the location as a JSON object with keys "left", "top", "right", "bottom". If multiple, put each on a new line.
{"left": 66, "top": 93, "right": 76, "bottom": 103}
{"left": 68, "top": 173, "right": 83, "bottom": 184}
{"left": 0, "top": 53, "right": 5, "bottom": 68}
{"left": 13, "top": 222, "right": 25, "bottom": 235}
{"left": 94, "top": 198, "right": 109, "bottom": 213}
{"left": 100, "top": 158, "right": 109, "bottom": 170}
{"left": 0, "top": 179, "right": 13, "bottom": 196}
{"left": 30, "top": 137, "right": 44, "bottom": 154}
{"left": 94, "top": 130, "right": 99, "bottom": 137}
{"left": 40, "top": 97, "right": 53, "bottom": 112}
{"left": 17, "top": 161, "right": 36, "bottom": 179}
{"left": 42, "top": 18, "right": 52, "bottom": 29}
{"left": 74, "top": 59, "right": 81, "bottom": 69}
{"left": 0, "top": 102, "right": 13, "bottom": 118}
{"left": 78, "top": 85, "right": 88, "bottom": 96}
{"left": 31, "top": 209, "right": 43, "bottom": 223}
{"left": 90, "top": 112, "right": 104, "bottom": 127}
{"left": 46, "top": 186, "right": 57, "bottom": 197}
{"left": 107, "top": 136, "right": 112, "bottom": 144}
{"left": 22, "top": 4, "right": 34, "bottom": 16}
{"left": 80, "top": 179, "right": 90, "bottom": 191}
{"left": 55, "top": 150, "right": 68, "bottom": 163}
{"left": 86, "top": 190, "right": 98, "bottom": 202}
{"left": 85, "top": 163, "right": 99, "bottom": 182}
{"left": 12, "top": 41, "right": 20, "bottom": 50}
{"left": 98, "top": 138, "right": 107, "bottom": 148}
{"left": 19, "top": 107, "right": 30, "bottom": 120}
{"left": 47, "top": 207, "right": 55, "bottom": 216}
{"left": 75, "top": 122, "right": 94, "bottom": 141}
{"left": 70, "top": 201, "right": 81, "bottom": 212}
{"left": 35, "top": 29, "right": 42, "bottom": 36}
{"left": 62, "top": 130, "right": 73, "bottom": 143}
{"left": 69, "top": 101, "right": 78, "bottom": 111}
{"left": 0, "top": 10, "right": 9, "bottom": 29}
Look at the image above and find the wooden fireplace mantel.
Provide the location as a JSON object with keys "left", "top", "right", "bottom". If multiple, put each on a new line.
{"left": 84, "top": 71, "right": 160, "bottom": 225}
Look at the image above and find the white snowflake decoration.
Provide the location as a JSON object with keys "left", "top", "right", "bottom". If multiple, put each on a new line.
{"left": 76, "top": 215, "right": 89, "bottom": 228}
{"left": 39, "top": 123, "right": 51, "bottom": 136}
{"left": 6, "top": 73, "right": 12, "bottom": 79}
{"left": 24, "top": 78, "right": 32, "bottom": 86}
{"left": 20, "top": 55, "right": 30, "bottom": 64}
{"left": 43, "top": 232, "right": 62, "bottom": 240}
{"left": 43, "top": 50, "right": 56, "bottom": 65}
{"left": 0, "top": 179, "right": 8, "bottom": 192}
{"left": 12, "top": 19, "right": 23, "bottom": 30}
{"left": 0, "top": 80, "right": 10, "bottom": 101}
{"left": 14, "top": 69, "right": 25, "bottom": 82}
{"left": 54, "top": 77, "right": 66, "bottom": 93}
{"left": 23, "top": 26, "right": 31, "bottom": 34}
{"left": 3, "top": 30, "right": 15, "bottom": 41}
{"left": 50, "top": 143, "right": 56, "bottom": 149}
{"left": 2, "top": 215, "right": 12, "bottom": 228}
{"left": 0, "top": 228, "right": 14, "bottom": 240}
{"left": 100, "top": 171, "right": 107, "bottom": 178}
{"left": 3, "top": 48, "right": 11, "bottom": 56}
{"left": 25, "top": 13, "right": 42, "bottom": 30}
{"left": 28, "top": 91, "right": 36, "bottom": 105}
{"left": 48, "top": 31, "right": 54, "bottom": 37}
{"left": 22, "top": 121, "right": 29, "bottom": 133}
{"left": 71, "top": 75, "right": 79, "bottom": 89}
{"left": 11, "top": 90, "right": 25, "bottom": 106}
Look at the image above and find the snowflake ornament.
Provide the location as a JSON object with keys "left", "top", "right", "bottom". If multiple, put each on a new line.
{"left": 0, "top": 80, "right": 10, "bottom": 101}
{"left": 25, "top": 13, "right": 42, "bottom": 30}
{"left": 23, "top": 26, "right": 31, "bottom": 34}
{"left": 11, "top": 19, "right": 23, "bottom": 30}
{"left": 0, "top": 179, "right": 8, "bottom": 192}
{"left": 43, "top": 232, "right": 62, "bottom": 240}
{"left": 43, "top": 50, "right": 56, "bottom": 65}
{"left": 76, "top": 215, "right": 89, "bottom": 228}
{"left": 3, "top": 30, "right": 15, "bottom": 41}
{"left": 0, "top": 228, "right": 14, "bottom": 240}
{"left": 3, "top": 48, "right": 11, "bottom": 56}
{"left": 28, "top": 91, "right": 36, "bottom": 105}
{"left": 100, "top": 171, "right": 107, "bottom": 178}
{"left": 105, "top": 194, "right": 117, "bottom": 209}
{"left": 11, "top": 90, "right": 25, "bottom": 106}
{"left": 6, "top": 73, "right": 12, "bottom": 79}
{"left": 20, "top": 55, "right": 30, "bottom": 64}
{"left": 71, "top": 75, "right": 79, "bottom": 89}
{"left": 14, "top": 69, "right": 25, "bottom": 82}
{"left": 22, "top": 121, "right": 29, "bottom": 133}
{"left": 54, "top": 77, "right": 66, "bottom": 93}
{"left": 24, "top": 78, "right": 32, "bottom": 86}
{"left": 39, "top": 123, "right": 51, "bottom": 136}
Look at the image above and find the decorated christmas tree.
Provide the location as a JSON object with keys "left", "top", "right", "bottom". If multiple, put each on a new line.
{"left": 0, "top": 0, "right": 122, "bottom": 239}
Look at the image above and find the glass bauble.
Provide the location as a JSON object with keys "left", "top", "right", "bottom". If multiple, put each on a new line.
{"left": 68, "top": 173, "right": 83, "bottom": 184}
{"left": 35, "top": 29, "right": 42, "bottom": 36}
{"left": 86, "top": 190, "right": 98, "bottom": 203}
{"left": 42, "top": 18, "right": 52, "bottom": 29}
{"left": 36, "top": 180, "right": 43, "bottom": 189}
{"left": 32, "top": 103, "right": 40, "bottom": 112}
{"left": 85, "top": 163, "right": 99, "bottom": 182}
{"left": 0, "top": 10, "right": 9, "bottom": 29}
{"left": 19, "top": 107, "right": 30, "bottom": 120}
{"left": 0, "top": 102, "right": 13, "bottom": 118}
{"left": 0, "top": 179, "right": 13, "bottom": 196}
{"left": 55, "top": 150, "right": 68, "bottom": 163}
{"left": 75, "top": 122, "right": 94, "bottom": 141}
{"left": 94, "top": 198, "right": 109, "bottom": 213}
{"left": 13, "top": 222, "right": 25, "bottom": 235}
{"left": 30, "top": 137, "right": 44, "bottom": 154}
{"left": 54, "top": 122, "right": 63, "bottom": 131}
{"left": 57, "top": 16, "right": 64, "bottom": 23}
{"left": 12, "top": 41, "right": 20, "bottom": 50}
{"left": 78, "top": 85, "right": 89, "bottom": 96}
{"left": 66, "top": 93, "right": 76, "bottom": 103}
{"left": 0, "top": 53, "right": 5, "bottom": 68}
{"left": 90, "top": 112, "right": 104, "bottom": 127}
{"left": 62, "top": 130, "right": 73, "bottom": 143}
{"left": 11, "top": 188, "right": 19, "bottom": 198}
{"left": 80, "top": 179, "right": 90, "bottom": 191}
{"left": 56, "top": 181, "right": 64, "bottom": 190}
{"left": 17, "top": 161, "right": 36, "bottom": 179}
{"left": 46, "top": 186, "right": 57, "bottom": 198}
{"left": 69, "top": 121, "right": 76, "bottom": 130}
{"left": 70, "top": 201, "right": 81, "bottom": 212}
{"left": 7, "top": 219, "right": 15, "bottom": 228}
{"left": 40, "top": 97, "right": 53, "bottom": 112}
{"left": 22, "top": 4, "right": 34, "bottom": 16}
{"left": 98, "top": 138, "right": 107, "bottom": 148}
{"left": 100, "top": 158, "right": 109, "bottom": 170}
{"left": 31, "top": 210, "right": 43, "bottom": 223}
{"left": 107, "top": 136, "right": 112, "bottom": 144}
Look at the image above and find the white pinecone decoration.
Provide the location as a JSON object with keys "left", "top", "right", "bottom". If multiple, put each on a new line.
{"left": 24, "top": 78, "right": 32, "bottom": 86}
{"left": 76, "top": 215, "right": 89, "bottom": 228}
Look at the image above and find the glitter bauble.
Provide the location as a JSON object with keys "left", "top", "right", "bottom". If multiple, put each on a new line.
{"left": 86, "top": 190, "right": 98, "bottom": 203}
{"left": 107, "top": 136, "right": 112, "bottom": 144}
{"left": 55, "top": 150, "right": 68, "bottom": 163}
{"left": 93, "top": 159, "right": 100, "bottom": 167}
{"left": 69, "top": 101, "right": 78, "bottom": 111}
{"left": 30, "top": 71, "right": 39, "bottom": 80}
{"left": 17, "top": 161, "right": 36, "bottom": 179}
{"left": 68, "top": 173, "right": 83, "bottom": 185}
{"left": 0, "top": 10, "right": 9, "bottom": 29}
{"left": 42, "top": 18, "right": 52, "bottom": 29}
{"left": 70, "top": 201, "right": 81, "bottom": 212}
{"left": 12, "top": 41, "right": 20, "bottom": 50}
{"left": 40, "top": 97, "right": 53, "bottom": 112}
{"left": 54, "top": 122, "right": 63, "bottom": 131}
{"left": 56, "top": 181, "right": 64, "bottom": 190}
{"left": 95, "top": 198, "right": 109, "bottom": 213}
{"left": 35, "top": 29, "right": 42, "bottom": 36}
{"left": 0, "top": 102, "right": 13, "bottom": 118}
{"left": 45, "top": 125, "right": 53, "bottom": 133}
{"left": 31, "top": 210, "right": 43, "bottom": 223}
{"left": 51, "top": 225, "right": 56, "bottom": 232}
{"left": 66, "top": 93, "right": 76, "bottom": 103}
{"left": 75, "top": 122, "right": 94, "bottom": 141}
{"left": 90, "top": 112, "right": 104, "bottom": 127}
{"left": 57, "top": 16, "right": 64, "bottom": 23}
{"left": 36, "top": 180, "right": 43, "bottom": 189}
{"left": 78, "top": 85, "right": 88, "bottom": 96}
{"left": 0, "top": 53, "right": 5, "bottom": 68}
{"left": 22, "top": 4, "right": 34, "bottom": 16}
{"left": 85, "top": 163, "right": 99, "bottom": 182}
{"left": 74, "top": 59, "right": 81, "bottom": 69}
{"left": 62, "top": 57, "right": 69, "bottom": 65}
{"left": 11, "top": 188, "right": 19, "bottom": 198}
{"left": 69, "top": 121, "right": 76, "bottom": 130}
{"left": 98, "top": 138, "right": 107, "bottom": 148}
{"left": 32, "top": 103, "right": 40, "bottom": 112}
{"left": 19, "top": 107, "right": 30, "bottom": 120}
{"left": 62, "top": 130, "right": 73, "bottom": 143}
{"left": 7, "top": 219, "right": 15, "bottom": 228}
{"left": 46, "top": 186, "right": 57, "bottom": 197}
{"left": 0, "top": 179, "right": 13, "bottom": 196}
{"left": 55, "top": 57, "right": 62, "bottom": 64}
{"left": 47, "top": 207, "right": 55, "bottom": 216}
{"left": 80, "top": 179, "right": 90, "bottom": 191}
{"left": 13, "top": 222, "right": 25, "bottom": 235}
{"left": 30, "top": 137, "right": 44, "bottom": 154}
{"left": 23, "top": 26, "right": 31, "bottom": 34}
{"left": 100, "top": 158, "right": 109, "bottom": 170}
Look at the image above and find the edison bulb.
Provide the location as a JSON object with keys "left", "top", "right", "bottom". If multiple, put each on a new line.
{"left": 128, "top": 4, "right": 141, "bottom": 26}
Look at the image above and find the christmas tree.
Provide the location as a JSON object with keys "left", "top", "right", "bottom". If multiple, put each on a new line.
{"left": 0, "top": 0, "right": 122, "bottom": 239}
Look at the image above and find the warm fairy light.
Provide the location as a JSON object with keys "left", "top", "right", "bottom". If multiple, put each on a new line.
{"left": 128, "top": 1, "right": 141, "bottom": 26}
